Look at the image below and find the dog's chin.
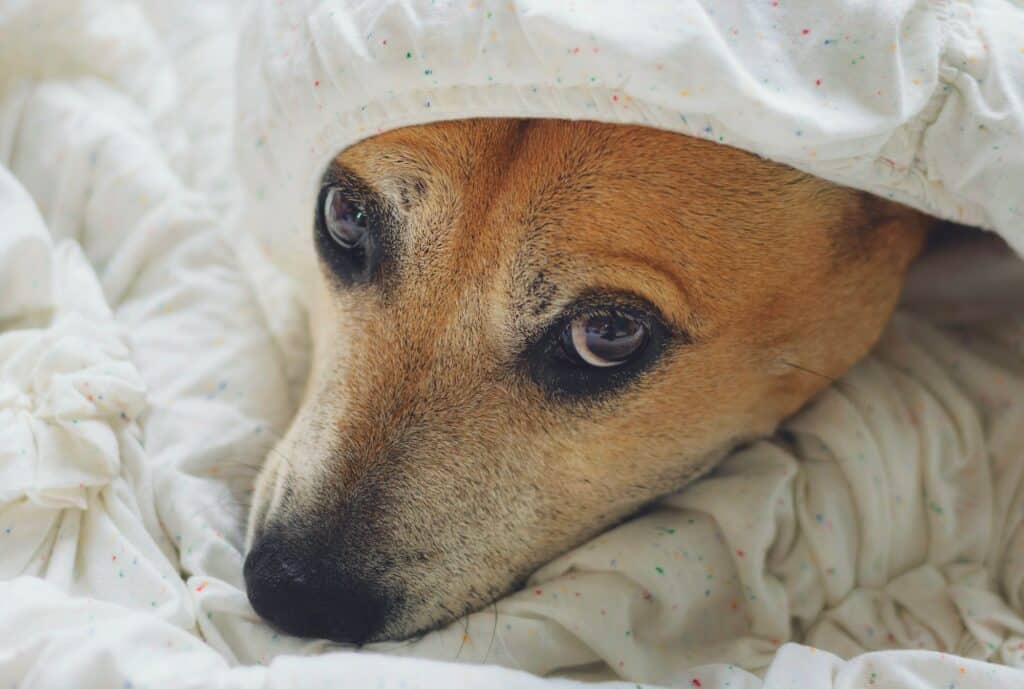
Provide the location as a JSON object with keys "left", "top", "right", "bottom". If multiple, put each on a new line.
{"left": 366, "top": 587, "right": 517, "bottom": 645}
{"left": 242, "top": 434, "right": 756, "bottom": 645}
{"left": 342, "top": 441, "right": 753, "bottom": 645}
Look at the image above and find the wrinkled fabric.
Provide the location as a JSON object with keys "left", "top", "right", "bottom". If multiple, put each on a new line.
{"left": 1, "top": 1, "right": 1024, "bottom": 688}
{"left": 235, "top": 0, "right": 1024, "bottom": 286}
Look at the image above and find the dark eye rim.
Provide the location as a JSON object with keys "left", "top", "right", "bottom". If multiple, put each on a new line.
{"left": 522, "top": 295, "right": 679, "bottom": 399}
{"left": 313, "top": 177, "right": 387, "bottom": 285}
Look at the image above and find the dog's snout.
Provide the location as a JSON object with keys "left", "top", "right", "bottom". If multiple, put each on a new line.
{"left": 243, "top": 530, "right": 390, "bottom": 644}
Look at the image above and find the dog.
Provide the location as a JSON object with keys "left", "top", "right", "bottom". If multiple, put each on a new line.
{"left": 243, "top": 118, "right": 935, "bottom": 644}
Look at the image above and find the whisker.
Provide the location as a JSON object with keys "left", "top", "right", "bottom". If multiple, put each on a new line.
{"left": 197, "top": 466, "right": 263, "bottom": 478}
{"left": 781, "top": 360, "right": 838, "bottom": 384}
{"left": 483, "top": 601, "right": 499, "bottom": 663}
{"left": 453, "top": 611, "right": 470, "bottom": 661}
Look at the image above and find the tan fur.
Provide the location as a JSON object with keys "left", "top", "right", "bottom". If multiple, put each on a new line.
{"left": 246, "top": 119, "right": 932, "bottom": 641}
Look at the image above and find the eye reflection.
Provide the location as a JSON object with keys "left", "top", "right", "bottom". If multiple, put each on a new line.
{"left": 561, "top": 312, "right": 650, "bottom": 367}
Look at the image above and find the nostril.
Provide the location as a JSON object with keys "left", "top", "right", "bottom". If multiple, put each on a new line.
{"left": 243, "top": 533, "right": 391, "bottom": 644}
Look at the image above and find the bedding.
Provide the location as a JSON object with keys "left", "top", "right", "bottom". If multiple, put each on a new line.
{"left": 2, "top": 1, "right": 1024, "bottom": 688}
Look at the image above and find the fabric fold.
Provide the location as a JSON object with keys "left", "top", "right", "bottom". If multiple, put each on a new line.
{"left": 2, "top": 0, "right": 1024, "bottom": 687}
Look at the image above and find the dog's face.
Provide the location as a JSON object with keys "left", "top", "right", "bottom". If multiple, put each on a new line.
{"left": 244, "top": 119, "right": 932, "bottom": 643}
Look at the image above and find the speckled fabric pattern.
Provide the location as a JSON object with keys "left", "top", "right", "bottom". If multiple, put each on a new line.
{"left": 1, "top": 1, "right": 1024, "bottom": 688}
{"left": 236, "top": 0, "right": 1024, "bottom": 287}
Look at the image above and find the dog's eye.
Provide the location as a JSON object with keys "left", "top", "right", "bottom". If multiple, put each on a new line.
{"left": 560, "top": 312, "right": 649, "bottom": 367}
{"left": 323, "top": 187, "right": 369, "bottom": 248}
{"left": 525, "top": 301, "right": 669, "bottom": 398}
{"left": 315, "top": 182, "right": 382, "bottom": 285}
{"left": 526, "top": 303, "right": 667, "bottom": 398}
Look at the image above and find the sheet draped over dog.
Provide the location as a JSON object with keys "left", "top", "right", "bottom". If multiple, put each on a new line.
{"left": 1, "top": 1, "right": 1024, "bottom": 687}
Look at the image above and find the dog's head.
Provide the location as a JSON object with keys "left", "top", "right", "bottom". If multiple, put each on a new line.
{"left": 243, "top": 119, "right": 932, "bottom": 643}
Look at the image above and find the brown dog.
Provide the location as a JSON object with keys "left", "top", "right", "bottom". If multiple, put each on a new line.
{"left": 243, "top": 118, "right": 934, "bottom": 644}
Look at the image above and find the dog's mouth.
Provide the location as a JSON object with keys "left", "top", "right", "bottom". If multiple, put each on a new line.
{"left": 242, "top": 522, "right": 530, "bottom": 644}
{"left": 241, "top": 437, "right": 743, "bottom": 645}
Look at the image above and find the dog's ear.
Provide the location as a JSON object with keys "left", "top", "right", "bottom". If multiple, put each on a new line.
{"left": 835, "top": 194, "right": 935, "bottom": 267}
{"left": 756, "top": 192, "right": 936, "bottom": 415}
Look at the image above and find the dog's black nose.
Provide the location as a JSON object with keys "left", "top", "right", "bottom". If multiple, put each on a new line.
{"left": 243, "top": 531, "right": 389, "bottom": 644}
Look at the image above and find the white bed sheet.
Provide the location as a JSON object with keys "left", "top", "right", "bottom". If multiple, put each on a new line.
{"left": 2, "top": 1, "right": 1024, "bottom": 688}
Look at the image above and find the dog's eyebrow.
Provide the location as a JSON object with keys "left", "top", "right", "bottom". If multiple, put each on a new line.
{"left": 395, "top": 177, "right": 427, "bottom": 210}
{"left": 325, "top": 156, "right": 428, "bottom": 212}
{"left": 565, "top": 251, "right": 698, "bottom": 339}
{"left": 512, "top": 256, "right": 698, "bottom": 347}
{"left": 321, "top": 160, "right": 367, "bottom": 191}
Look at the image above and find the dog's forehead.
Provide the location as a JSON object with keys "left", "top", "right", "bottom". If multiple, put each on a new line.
{"left": 330, "top": 118, "right": 865, "bottom": 341}
{"left": 336, "top": 121, "right": 701, "bottom": 321}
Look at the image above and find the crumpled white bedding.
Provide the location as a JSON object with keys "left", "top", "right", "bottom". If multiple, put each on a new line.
{"left": 2, "top": 1, "right": 1024, "bottom": 688}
